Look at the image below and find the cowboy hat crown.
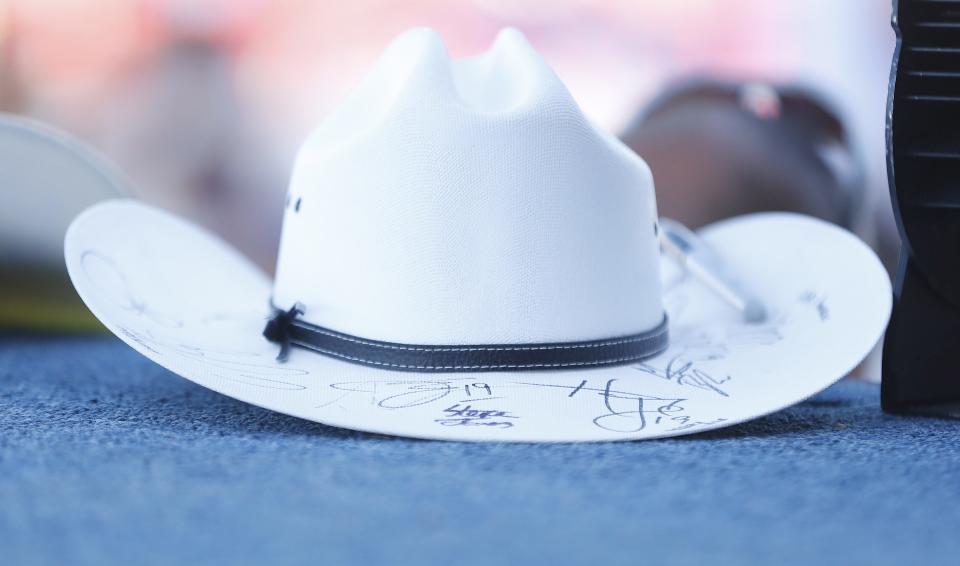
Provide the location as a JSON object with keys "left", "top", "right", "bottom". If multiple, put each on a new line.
{"left": 271, "top": 28, "right": 664, "bottom": 347}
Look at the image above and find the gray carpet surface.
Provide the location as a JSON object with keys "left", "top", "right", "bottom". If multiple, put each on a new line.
{"left": 1, "top": 335, "right": 958, "bottom": 565}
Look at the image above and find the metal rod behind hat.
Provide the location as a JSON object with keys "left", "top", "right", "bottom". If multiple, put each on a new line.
{"left": 659, "top": 218, "right": 767, "bottom": 324}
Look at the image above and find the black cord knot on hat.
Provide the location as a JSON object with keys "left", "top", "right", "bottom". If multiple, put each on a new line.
{"left": 263, "top": 302, "right": 305, "bottom": 362}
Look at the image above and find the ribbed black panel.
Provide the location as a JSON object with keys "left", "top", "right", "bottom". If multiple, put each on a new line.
{"left": 884, "top": 0, "right": 960, "bottom": 414}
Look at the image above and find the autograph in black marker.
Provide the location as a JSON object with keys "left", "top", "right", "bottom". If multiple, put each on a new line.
{"left": 633, "top": 353, "right": 732, "bottom": 397}
{"left": 515, "top": 378, "right": 723, "bottom": 433}
{"left": 325, "top": 378, "right": 482, "bottom": 409}
{"left": 81, "top": 250, "right": 183, "bottom": 329}
{"left": 435, "top": 404, "right": 518, "bottom": 428}
{"left": 115, "top": 325, "right": 309, "bottom": 390}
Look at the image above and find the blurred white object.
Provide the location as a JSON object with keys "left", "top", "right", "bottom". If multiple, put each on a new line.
{"left": 0, "top": 114, "right": 128, "bottom": 265}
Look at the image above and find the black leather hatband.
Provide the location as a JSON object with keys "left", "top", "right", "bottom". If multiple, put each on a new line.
{"left": 263, "top": 303, "right": 669, "bottom": 372}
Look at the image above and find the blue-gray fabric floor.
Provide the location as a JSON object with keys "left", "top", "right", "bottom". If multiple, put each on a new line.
{"left": 1, "top": 335, "right": 958, "bottom": 566}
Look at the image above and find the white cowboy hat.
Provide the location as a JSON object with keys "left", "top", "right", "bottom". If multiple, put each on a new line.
{"left": 63, "top": 28, "right": 890, "bottom": 441}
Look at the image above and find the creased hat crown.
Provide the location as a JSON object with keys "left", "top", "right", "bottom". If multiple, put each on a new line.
{"left": 272, "top": 28, "right": 662, "bottom": 345}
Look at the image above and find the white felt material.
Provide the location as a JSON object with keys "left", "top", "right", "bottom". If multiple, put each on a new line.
{"left": 65, "top": 200, "right": 891, "bottom": 442}
{"left": 271, "top": 28, "right": 663, "bottom": 345}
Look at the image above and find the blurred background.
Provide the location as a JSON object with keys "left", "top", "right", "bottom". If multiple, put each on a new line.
{"left": 0, "top": 0, "right": 897, "bottom": 334}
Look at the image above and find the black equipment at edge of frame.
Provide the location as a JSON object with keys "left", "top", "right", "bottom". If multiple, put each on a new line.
{"left": 883, "top": 0, "right": 960, "bottom": 417}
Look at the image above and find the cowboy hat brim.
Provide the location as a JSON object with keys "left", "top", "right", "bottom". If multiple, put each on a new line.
{"left": 64, "top": 200, "right": 890, "bottom": 442}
